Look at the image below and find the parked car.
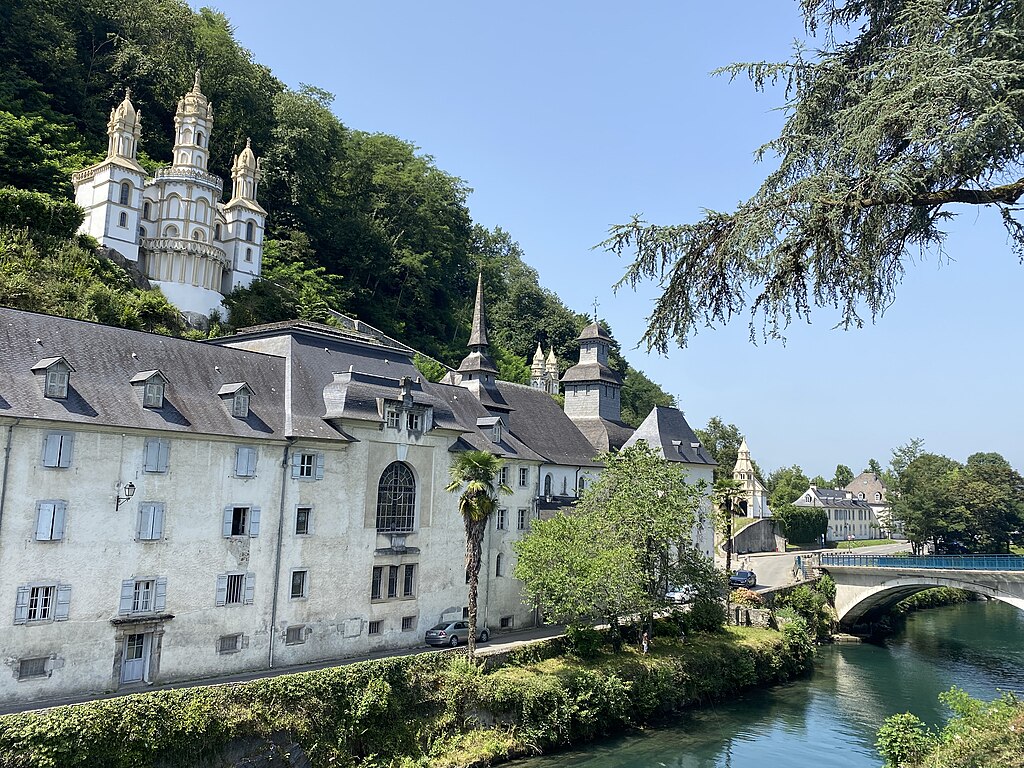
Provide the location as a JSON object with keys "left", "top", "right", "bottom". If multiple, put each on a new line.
{"left": 425, "top": 620, "right": 490, "bottom": 647}
{"left": 665, "top": 584, "right": 697, "bottom": 604}
{"left": 729, "top": 570, "right": 757, "bottom": 588}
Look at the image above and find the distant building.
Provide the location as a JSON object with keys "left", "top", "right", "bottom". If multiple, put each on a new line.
{"left": 794, "top": 485, "right": 880, "bottom": 541}
{"left": 72, "top": 73, "right": 266, "bottom": 316}
{"left": 844, "top": 471, "right": 896, "bottom": 537}
{"left": 733, "top": 438, "right": 771, "bottom": 518}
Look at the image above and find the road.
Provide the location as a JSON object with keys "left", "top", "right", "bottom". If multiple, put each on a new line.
{"left": 724, "top": 542, "right": 908, "bottom": 590}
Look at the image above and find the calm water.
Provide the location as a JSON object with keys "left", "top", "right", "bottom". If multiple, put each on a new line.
{"left": 513, "top": 601, "right": 1024, "bottom": 768}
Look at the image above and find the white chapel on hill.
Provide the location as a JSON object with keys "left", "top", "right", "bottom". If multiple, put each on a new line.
{"left": 72, "top": 72, "right": 266, "bottom": 316}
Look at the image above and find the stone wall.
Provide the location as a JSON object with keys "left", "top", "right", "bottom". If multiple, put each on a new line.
{"left": 731, "top": 518, "right": 784, "bottom": 554}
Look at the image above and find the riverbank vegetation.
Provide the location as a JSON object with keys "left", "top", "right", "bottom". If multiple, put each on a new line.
{"left": 0, "top": 625, "right": 813, "bottom": 768}
{"left": 877, "top": 688, "right": 1024, "bottom": 768}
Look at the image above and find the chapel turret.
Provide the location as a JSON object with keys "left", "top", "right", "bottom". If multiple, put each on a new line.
{"left": 561, "top": 321, "right": 623, "bottom": 423}
{"left": 172, "top": 71, "right": 214, "bottom": 170}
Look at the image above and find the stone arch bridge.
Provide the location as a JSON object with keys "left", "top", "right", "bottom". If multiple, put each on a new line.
{"left": 818, "top": 554, "right": 1024, "bottom": 630}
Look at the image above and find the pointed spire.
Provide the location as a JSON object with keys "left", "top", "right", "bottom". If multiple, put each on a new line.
{"left": 738, "top": 437, "right": 750, "bottom": 455}
{"left": 545, "top": 346, "right": 558, "bottom": 373}
{"left": 468, "top": 272, "right": 489, "bottom": 348}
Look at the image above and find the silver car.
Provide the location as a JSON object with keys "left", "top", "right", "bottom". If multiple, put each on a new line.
{"left": 424, "top": 620, "right": 490, "bottom": 647}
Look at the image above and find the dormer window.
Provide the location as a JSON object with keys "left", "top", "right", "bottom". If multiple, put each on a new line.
{"left": 130, "top": 370, "right": 168, "bottom": 409}
{"left": 218, "top": 383, "right": 253, "bottom": 418}
{"left": 32, "top": 357, "right": 74, "bottom": 399}
{"left": 406, "top": 411, "right": 422, "bottom": 432}
{"left": 492, "top": 424, "right": 502, "bottom": 443}
{"left": 385, "top": 407, "right": 401, "bottom": 430}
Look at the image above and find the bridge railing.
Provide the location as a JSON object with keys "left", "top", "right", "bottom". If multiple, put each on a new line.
{"left": 820, "top": 554, "right": 1024, "bottom": 571}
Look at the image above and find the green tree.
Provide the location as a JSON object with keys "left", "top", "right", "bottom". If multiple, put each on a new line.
{"left": 832, "top": 464, "right": 855, "bottom": 489}
{"left": 695, "top": 417, "right": 743, "bottom": 482}
{"left": 620, "top": 366, "right": 675, "bottom": 427}
{"left": 949, "top": 453, "right": 1024, "bottom": 554}
{"left": 767, "top": 465, "right": 810, "bottom": 511}
{"left": 712, "top": 477, "right": 745, "bottom": 572}
{"left": 866, "top": 458, "right": 884, "bottom": 475}
{"left": 772, "top": 503, "right": 827, "bottom": 545}
{"left": 514, "top": 442, "right": 708, "bottom": 637}
{"left": 444, "top": 450, "right": 510, "bottom": 658}
{"left": 605, "top": 0, "right": 1024, "bottom": 350}
{"left": 891, "top": 453, "right": 962, "bottom": 554}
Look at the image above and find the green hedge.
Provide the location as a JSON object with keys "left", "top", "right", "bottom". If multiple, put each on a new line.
{"left": 0, "top": 628, "right": 813, "bottom": 768}
{"left": 0, "top": 187, "right": 83, "bottom": 241}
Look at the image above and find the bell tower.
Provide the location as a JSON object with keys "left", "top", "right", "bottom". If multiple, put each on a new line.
{"left": 171, "top": 71, "right": 214, "bottom": 170}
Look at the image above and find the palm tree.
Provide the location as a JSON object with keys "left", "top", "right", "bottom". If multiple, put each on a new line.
{"left": 712, "top": 478, "right": 746, "bottom": 573}
{"left": 445, "top": 450, "right": 511, "bottom": 657}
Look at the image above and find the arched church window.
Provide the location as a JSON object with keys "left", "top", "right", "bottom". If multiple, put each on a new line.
{"left": 143, "top": 201, "right": 152, "bottom": 220}
{"left": 196, "top": 131, "right": 204, "bottom": 147}
{"left": 544, "top": 474, "right": 553, "bottom": 497}
{"left": 246, "top": 221, "right": 255, "bottom": 242}
{"left": 245, "top": 247, "right": 253, "bottom": 262}
{"left": 192, "top": 230, "right": 206, "bottom": 242}
{"left": 376, "top": 462, "right": 416, "bottom": 533}
{"left": 214, "top": 223, "right": 221, "bottom": 240}
{"left": 163, "top": 225, "right": 179, "bottom": 238}
{"left": 495, "top": 553, "right": 504, "bottom": 577}
{"left": 118, "top": 181, "right": 131, "bottom": 206}
{"left": 118, "top": 211, "right": 128, "bottom": 228}
{"left": 138, "top": 226, "right": 146, "bottom": 239}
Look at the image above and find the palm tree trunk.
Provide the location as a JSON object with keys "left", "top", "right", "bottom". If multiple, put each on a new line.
{"left": 465, "top": 514, "right": 487, "bottom": 658}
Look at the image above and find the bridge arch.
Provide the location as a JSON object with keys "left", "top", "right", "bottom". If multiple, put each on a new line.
{"left": 830, "top": 572, "right": 1024, "bottom": 629}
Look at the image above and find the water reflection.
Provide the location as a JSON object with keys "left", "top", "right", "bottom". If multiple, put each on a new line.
{"left": 512, "top": 601, "right": 1024, "bottom": 768}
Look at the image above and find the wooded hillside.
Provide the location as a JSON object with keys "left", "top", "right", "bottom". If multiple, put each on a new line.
{"left": 0, "top": 0, "right": 673, "bottom": 425}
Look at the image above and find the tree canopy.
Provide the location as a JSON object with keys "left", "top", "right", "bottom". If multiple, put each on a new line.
{"left": 605, "top": 0, "right": 1024, "bottom": 350}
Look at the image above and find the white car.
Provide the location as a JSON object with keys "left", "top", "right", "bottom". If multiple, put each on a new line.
{"left": 666, "top": 585, "right": 696, "bottom": 604}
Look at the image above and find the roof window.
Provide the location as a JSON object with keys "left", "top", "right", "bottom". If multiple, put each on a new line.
{"left": 130, "top": 370, "right": 168, "bottom": 409}
{"left": 218, "top": 383, "right": 253, "bottom": 418}
{"left": 32, "top": 357, "right": 74, "bottom": 399}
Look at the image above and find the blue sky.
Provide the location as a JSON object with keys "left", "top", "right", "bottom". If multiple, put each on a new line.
{"left": 193, "top": 1, "right": 1023, "bottom": 477}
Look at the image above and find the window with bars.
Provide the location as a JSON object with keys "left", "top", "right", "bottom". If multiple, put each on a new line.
{"left": 214, "top": 573, "right": 256, "bottom": 607}
{"left": 290, "top": 570, "right": 308, "bottom": 599}
{"left": 218, "top": 634, "right": 242, "bottom": 654}
{"left": 387, "top": 566, "right": 399, "bottom": 599}
{"left": 403, "top": 564, "right": 416, "bottom": 597}
{"left": 18, "top": 657, "right": 48, "bottom": 679}
{"left": 376, "top": 462, "right": 416, "bottom": 532}
{"left": 368, "top": 620, "right": 382, "bottom": 635}
{"left": 401, "top": 615, "right": 416, "bottom": 632}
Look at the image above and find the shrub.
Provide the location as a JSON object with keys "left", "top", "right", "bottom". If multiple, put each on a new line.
{"left": 686, "top": 597, "right": 727, "bottom": 632}
{"left": 814, "top": 573, "right": 836, "bottom": 603}
{"left": 565, "top": 626, "right": 605, "bottom": 659}
{"left": 730, "top": 588, "right": 764, "bottom": 607}
{"left": 877, "top": 712, "right": 933, "bottom": 767}
{"left": 0, "top": 187, "right": 83, "bottom": 241}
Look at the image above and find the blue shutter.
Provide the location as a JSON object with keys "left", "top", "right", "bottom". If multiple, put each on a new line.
{"left": 136, "top": 506, "right": 148, "bottom": 540}
{"left": 215, "top": 575, "right": 228, "bottom": 606}
{"left": 35, "top": 502, "right": 54, "bottom": 540}
{"left": 315, "top": 453, "right": 325, "bottom": 480}
{"left": 153, "top": 577, "right": 167, "bottom": 611}
{"left": 42, "top": 434, "right": 60, "bottom": 467}
{"left": 291, "top": 452, "right": 302, "bottom": 478}
{"left": 248, "top": 507, "right": 261, "bottom": 537}
{"left": 55, "top": 584, "right": 71, "bottom": 621}
{"left": 144, "top": 439, "right": 159, "bottom": 472}
{"left": 222, "top": 506, "right": 234, "bottom": 537}
{"left": 119, "top": 580, "right": 135, "bottom": 615}
{"left": 151, "top": 504, "right": 164, "bottom": 540}
{"left": 57, "top": 433, "right": 74, "bottom": 468}
{"left": 243, "top": 572, "right": 256, "bottom": 605}
{"left": 157, "top": 440, "right": 170, "bottom": 473}
{"left": 245, "top": 447, "right": 258, "bottom": 477}
{"left": 51, "top": 501, "right": 66, "bottom": 540}
{"left": 14, "top": 586, "right": 30, "bottom": 624}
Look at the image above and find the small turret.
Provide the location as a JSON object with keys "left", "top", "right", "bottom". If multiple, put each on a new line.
{"left": 106, "top": 88, "right": 142, "bottom": 161}
{"left": 172, "top": 70, "right": 214, "bottom": 170}
{"left": 230, "top": 138, "right": 262, "bottom": 202}
{"left": 530, "top": 342, "right": 546, "bottom": 385}
{"left": 456, "top": 273, "right": 499, "bottom": 398}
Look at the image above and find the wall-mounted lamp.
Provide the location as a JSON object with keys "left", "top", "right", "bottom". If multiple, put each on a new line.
{"left": 115, "top": 482, "right": 136, "bottom": 510}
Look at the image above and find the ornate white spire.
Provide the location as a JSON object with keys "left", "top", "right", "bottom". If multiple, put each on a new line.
{"left": 230, "top": 138, "right": 262, "bottom": 201}
{"left": 531, "top": 342, "right": 546, "bottom": 377}
{"left": 172, "top": 70, "right": 213, "bottom": 170}
{"left": 545, "top": 346, "right": 558, "bottom": 374}
{"left": 106, "top": 88, "right": 142, "bottom": 161}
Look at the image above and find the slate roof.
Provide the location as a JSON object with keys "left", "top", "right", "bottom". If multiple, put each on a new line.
{"left": 795, "top": 486, "right": 874, "bottom": 510}
{"left": 488, "top": 382, "right": 602, "bottom": 467}
{"left": 577, "top": 322, "right": 613, "bottom": 342}
{"left": 622, "top": 405, "right": 717, "bottom": 466}
{"left": 429, "top": 383, "right": 544, "bottom": 462}
{"left": 574, "top": 418, "right": 635, "bottom": 454}
{"left": 321, "top": 370, "right": 461, "bottom": 433}
{"left": 560, "top": 361, "right": 622, "bottom": 385}
{"left": 0, "top": 308, "right": 286, "bottom": 439}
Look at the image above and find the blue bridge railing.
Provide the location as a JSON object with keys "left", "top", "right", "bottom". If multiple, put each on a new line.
{"left": 820, "top": 554, "right": 1024, "bottom": 571}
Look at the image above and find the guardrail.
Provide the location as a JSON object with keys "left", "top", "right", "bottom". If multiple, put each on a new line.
{"left": 820, "top": 554, "right": 1024, "bottom": 571}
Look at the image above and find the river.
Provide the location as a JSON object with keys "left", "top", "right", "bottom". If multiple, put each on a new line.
{"left": 511, "top": 600, "right": 1024, "bottom": 768}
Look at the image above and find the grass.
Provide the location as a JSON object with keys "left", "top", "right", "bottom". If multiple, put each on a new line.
{"left": 834, "top": 538, "right": 898, "bottom": 550}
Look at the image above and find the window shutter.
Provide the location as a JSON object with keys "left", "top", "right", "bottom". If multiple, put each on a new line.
{"left": 42, "top": 434, "right": 60, "bottom": 467}
{"left": 246, "top": 447, "right": 258, "bottom": 476}
{"left": 57, "top": 433, "right": 74, "bottom": 468}
{"left": 315, "top": 453, "right": 325, "bottom": 480}
{"left": 119, "top": 580, "right": 135, "bottom": 614}
{"left": 51, "top": 501, "right": 66, "bottom": 540}
{"left": 215, "top": 575, "right": 228, "bottom": 606}
{"left": 151, "top": 504, "right": 164, "bottom": 540}
{"left": 14, "top": 586, "right": 30, "bottom": 624}
{"left": 144, "top": 439, "right": 159, "bottom": 471}
{"left": 234, "top": 447, "right": 245, "bottom": 476}
{"left": 55, "top": 584, "right": 71, "bottom": 620}
{"left": 35, "top": 502, "right": 54, "bottom": 540}
{"left": 248, "top": 507, "right": 261, "bottom": 537}
{"left": 137, "top": 506, "right": 149, "bottom": 540}
{"left": 153, "top": 577, "right": 167, "bottom": 611}
{"left": 222, "top": 506, "right": 233, "bottom": 537}
{"left": 291, "top": 452, "right": 302, "bottom": 478}
{"left": 243, "top": 572, "right": 256, "bottom": 605}
{"left": 157, "top": 440, "right": 170, "bottom": 473}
